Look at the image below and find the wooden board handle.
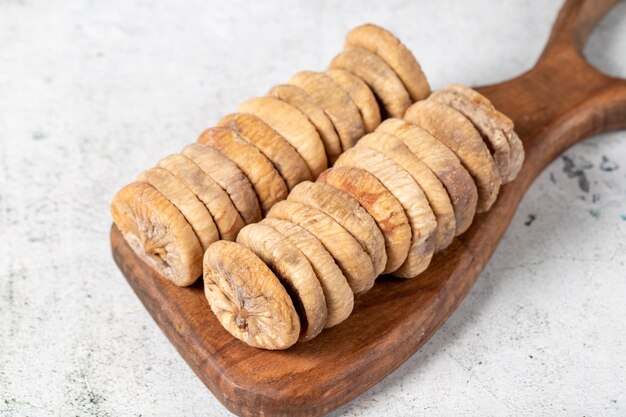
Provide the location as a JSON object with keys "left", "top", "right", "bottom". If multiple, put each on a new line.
{"left": 477, "top": 0, "right": 626, "bottom": 192}
{"left": 542, "top": 0, "right": 621, "bottom": 54}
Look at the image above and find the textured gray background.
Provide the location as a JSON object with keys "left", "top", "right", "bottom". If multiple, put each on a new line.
{"left": 1, "top": 0, "right": 625, "bottom": 416}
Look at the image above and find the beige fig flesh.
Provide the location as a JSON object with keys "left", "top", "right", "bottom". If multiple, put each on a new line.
{"left": 198, "top": 127, "right": 288, "bottom": 214}
{"left": 203, "top": 241, "right": 300, "bottom": 350}
{"left": 356, "top": 132, "right": 456, "bottom": 251}
{"left": 261, "top": 218, "right": 354, "bottom": 328}
{"left": 137, "top": 167, "right": 219, "bottom": 251}
{"left": 329, "top": 47, "right": 411, "bottom": 118}
{"left": 267, "top": 200, "right": 376, "bottom": 294}
{"left": 111, "top": 182, "right": 203, "bottom": 286}
{"left": 289, "top": 71, "right": 364, "bottom": 152}
{"left": 217, "top": 113, "right": 311, "bottom": 190}
{"left": 236, "top": 224, "right": 327, "bottom": 342}
{"left": 335, "top": 147, "right": 437, "bottom": 278}
{"left": 377, "top": 118, "right": 478, "bottom": 235}
{"left": 325, "top": 68, "right": 381, "bottom": 133}
{"left": 345, "top": 23, "right": 431, "bottom": 101}
{"left": 157, "top": 154, "right": 242, "bottom": 241}
{"left": 429, "top": 83, "right": 524, "bottom": 183}
{"left": 404, "top": 100, "right": 501, "bottom": 212}
{"left": 267, "top": 84, "right": 342, "bottom": 165}
{"left": 182, "top": 143, "right": 260, "bottom": 225}
{"left": 288, "top": 181, "right": 387, "bottom": 276}
{"left": 239, "top": 96, "right": 327, "bottom": 178}
{"left": 318, "top": 166, "right": 412, "bottom": 275}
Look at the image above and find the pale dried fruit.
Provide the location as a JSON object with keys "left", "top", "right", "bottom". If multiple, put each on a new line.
{"left": 239, "top": 96, "right": 327, "bottom": 178}
{"left": 111, "top": 182, "right": 203, "bottom": 286}
{"left": 217, "top": 113, "right": 312, "bottom": 190}
{"left": 198, "top": 127, "right": 288, "bottom": 215}
{"left": 325, "top": 68, "right": 381, "bottom": 133}
{"left": 404, "top": 100, "right": 501, "bottom": 212}
{"left": 137, "top": 167, "right": 219, "bottom": 251}
{"left": 289, "top": 71, "right": 364, "bottom": 152}
{"left": 345, "top": 23, "right": 430, "bottom": 101}
{"left": 267, "top": 200, "right": 376, "bottom": 294}
{"left": 237, "top": 224, "right": 327, "bottom": 341}
{"left": 182, "top": 143, "right": 261, "bottom": 225}
{"left": 317, "top": 167, "right": 411, "bottom": 275}
{"left": 288, "top": 181, "right": 387, "bottom": 276}
{"left": 377, "top": 118, "right": 478, "bottom": 235}
{"left": 157, "top": 154, "right": 244, "bottom": 241}
{"left": 330, "top": 47, "right": 411, "bottom": 118}
{"left": 267, "top": 84, "right": 342, "bottom": 164}
{"left": 335, "top": 147, "right": 437, "bottom": 278}
{"left": 356, "top": 132, "right": 456, "bottom": 251}
{"left": 203, "top": 240, "right": 300, "bottom": 350}
{"left": 261, "top": 218, "right": 354, "bottom": 328}
{"left": 429, "top": 83, "right": 524, "bottom": 182}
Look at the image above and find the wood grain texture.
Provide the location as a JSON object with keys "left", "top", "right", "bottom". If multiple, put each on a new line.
{"left": 110, "top": 1, "right": 626, "bottom": 415}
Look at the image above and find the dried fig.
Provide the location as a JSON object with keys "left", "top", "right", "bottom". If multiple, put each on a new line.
{"left": 335, "top": 147, "right": 437, "bottom": 278}
{"left": 356, "top": 132, "right": 456, "bottom": 251}
{"left": 404, "top": 100, "right": 501, "bottom": 212}
{"left": 317, "top": 166, "right": 412, "bottom": 275}
{"left": 237, "top": 223, "right": 327, "bottom": 341}
{"left": 137, "top": 167, "right": 219, "bottom": 251}
{"left": 198, "top": 127, "right": 288, "bottom": 214}
{"left": 217, "top": 113, "right": 311, "bottom": 190}
{"left": 329, "top": 47, "right": 411, "bottom": 118}
{"left": 182, "top": 143, "right": 261, "bottom": 224}
{"left": 345, "top": 23, "right": 430, "bottom": 101}
{"left": 267, "top": 84, "right": 342, "bottom": 164}
{"left": 203, "top": 241, "right": 300, "bottom": 350}
{"left": 111, "top": 182, "right": 203, "bottom": 286}
{"left": 288, "top": 181, "right": 387, "bottom": 276}
{"left": 261, "top": 218, "right": 354, "bottom": 328}
{"left": 267, "top": 200, "right": 376, "bottom": 294}
{"left": 239, "top": 96, "right": 327, "bottom": 178}
{"left": 377, "top": 118, "right": 477, "bottom": 235}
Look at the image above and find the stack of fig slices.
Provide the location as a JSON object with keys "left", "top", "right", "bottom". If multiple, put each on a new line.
{"left": 110, "top": 23, "right": 524, "bottom": 350}
{"left": 204, "top": 92, "right": 524, "bottom": 350}
{"left": 111, "top": 23, "right": 430, "bottom": 286}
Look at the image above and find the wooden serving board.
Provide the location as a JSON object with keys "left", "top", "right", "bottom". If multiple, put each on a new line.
{"left": 110, "top": 1, "right": 626, "bottom": 416}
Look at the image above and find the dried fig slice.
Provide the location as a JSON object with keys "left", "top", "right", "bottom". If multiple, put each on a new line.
{"left": 267, "top": 84, "right": 342, "bottom": 164}
{"left": 198, "top": 127, "right": 288, "bottom": 214}
{"left": 356, "top": 132, "right": 456, "bottom": 251}
{"left": 289, "top": 71, "right": 364, "bottom": 152}
{"left": 429, "top": 83, "right": 524, "bottom": 182}
{"left": 377, "top": 118, "right": 477, "bottom": 235}
{"left": 317, "top": 167, "right": 411, "bottom": 274}
{"left": 345, "top": 23, "right": 431, "bottom": 101}
{"left": 261, "top": 218, "right": 354, "bottom": 328}
{"left": 335, "top": 147, "right": 437, "bottom": 278}
{"left": 288, "top": 181, "right": 387, "bottom": 276}
{"left": 237, "top": 224, "right": 327, "bottom": 341}
{"left": 325, "top": 68, "right": 381, "bottom": 133}
{"left": 329, "top": 47, "right": 411, "bottom": 118}
{"left": 203, "top": 240, "right": 300, "bottom": 350}
{"left": 404, "top": 100, "right": 501, "bottom": 212}
{"left": 157, "top": 154, "right": 244, "bottom": 241}
{"left": 111, "top": 182, "right": 203, "bottom": 286}
{"left": 137, "top": 167, "right": 219, "bottom": 251}
{"left": 267, "top": 200, "right": 376, "bottom": 294}
{"left": 217, "top": 113, "right": 311, "bottom": 190}
{"left": 239, "top": 96, "right": 327, "bottom": 178}
{"left": 182, "top": 143, "right": 261, "bottom": 224}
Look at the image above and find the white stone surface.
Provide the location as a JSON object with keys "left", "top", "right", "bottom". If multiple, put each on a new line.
{"left": 1, "top": 0, "right": 625, "bottom": 416}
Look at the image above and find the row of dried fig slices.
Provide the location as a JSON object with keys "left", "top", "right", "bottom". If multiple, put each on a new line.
{"left": 204, "top": 84, "right": 524, "bottom": 350}
{"left": 110, "top": 23, "right": 430, "bottom": 288}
